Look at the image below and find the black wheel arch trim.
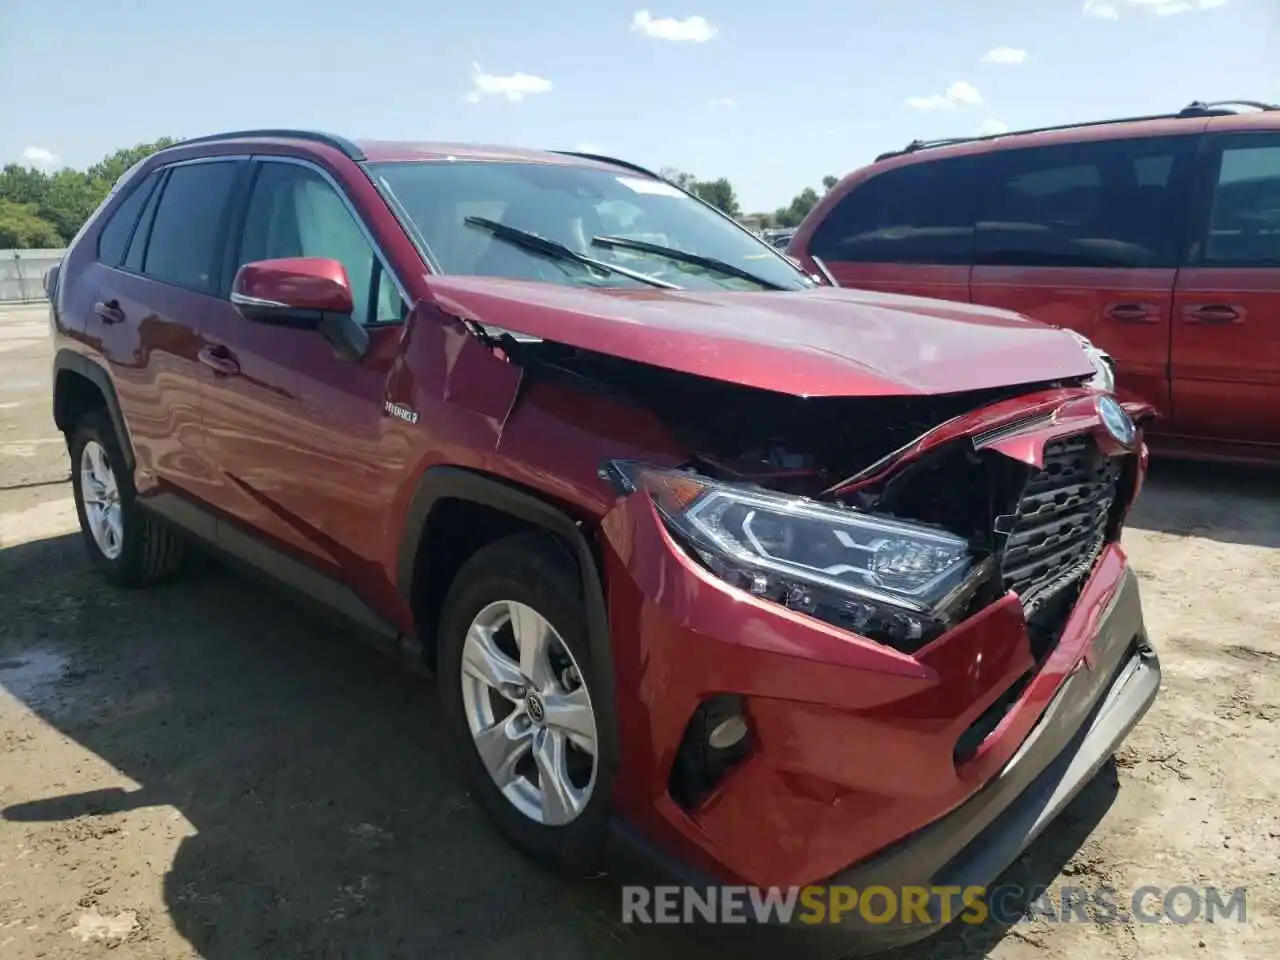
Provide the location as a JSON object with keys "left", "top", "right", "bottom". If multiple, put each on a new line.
{"left": 397, "top": 465, "right": 620, "bottom": 767}
{"left": 52, "top": 350, "right": 135, "bottom": 472}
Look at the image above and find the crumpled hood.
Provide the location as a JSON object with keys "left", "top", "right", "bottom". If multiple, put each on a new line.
{"left": 425, "top": 276, "right": 1096, "bottom": 398}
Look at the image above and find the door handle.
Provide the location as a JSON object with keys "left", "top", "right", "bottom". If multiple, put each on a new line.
{"left": 93, "top": 299, "right": 125, "bottom": 324}
{"left": 1184, "top": 304, "right": 1243, "bottom": 325}
{"left": 198, "top": 345, "right": 240, "bottom": 376}
{"left": 1104, "top": 303, "right": 1158, "bottom": 323}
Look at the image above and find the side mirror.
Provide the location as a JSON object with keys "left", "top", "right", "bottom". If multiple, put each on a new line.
{"left": 231, "top": 257, "right": 368, "bottom": 361}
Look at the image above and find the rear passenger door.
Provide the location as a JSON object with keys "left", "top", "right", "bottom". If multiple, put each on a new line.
{"left": 197, "top": 156, "right": 409, "bottom": 586}
{"left": 1170, "top": 131, "right": 1280, "bottom": 450}
{"left": 804, "top": 155, "right": 981, "bottom": 303}
{"left": 969, "top": 136, "right": 1197, "bottom": 416}
{"left": 93, "top": 157, "right": 247, "bottom": 520}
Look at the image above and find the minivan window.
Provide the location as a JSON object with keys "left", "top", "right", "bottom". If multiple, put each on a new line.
{"left": 1203, "top": 138, "right": 1280, "bottom": 266}
{"left": 96, "top": 172, "right": 159, "bottom": 267}
{"left": 976, "top": 136, "right": 1195, "bottom": 269}
{"left": 807, "top": 156, "right": 982, "bottom": 264}
{"left": 234, "top": 161, "right": 404, "bottom": 324}
{"left": 368, "top": 160, "right": 811, "bottom": 292}
{"left": 142, "top": 161, "right": 241, "bottom": 293}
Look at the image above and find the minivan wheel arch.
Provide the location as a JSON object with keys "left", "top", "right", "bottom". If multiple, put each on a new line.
{"left": 397, "top": 465, "right": 620, "bottom": 768}
{"left": 52, "top": 351, "right": 135, "bottom": 473}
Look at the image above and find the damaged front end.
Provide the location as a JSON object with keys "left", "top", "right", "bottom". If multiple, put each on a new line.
{"left": 582, "top": 357, "right": 1151, "bottom": 661}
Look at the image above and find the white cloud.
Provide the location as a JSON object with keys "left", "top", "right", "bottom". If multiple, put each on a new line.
{"left": 979, "top": 119, "right": 1011, "bottom": 136}
{"left": 1084, "top": 0, "right": 1226, "bottom": 17}
{"left": 465, "top": 63, "right": 553, "bottom": 104}
{"left": 22, "top": 146, "right": 58, "bottom": 166}
{"left": 907, "top": 81, "right": 984, "bottom": 111}
{"left": 982, "top": 46, "right": 1028, "bottom": 64}
{"left": 631, "top": 10, "right": 718, "bottom": 42}
{"left": 707, "top": 97, "right": 735, "bottom": 108}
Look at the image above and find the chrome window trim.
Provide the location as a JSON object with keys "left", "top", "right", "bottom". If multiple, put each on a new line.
{"left": 250, "top": 154, "right": 411, "bottom": 307}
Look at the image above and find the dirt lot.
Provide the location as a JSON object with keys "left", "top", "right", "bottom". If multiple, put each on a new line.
{"left": 1, "top": 301, "right": 1278, "bottom": 959}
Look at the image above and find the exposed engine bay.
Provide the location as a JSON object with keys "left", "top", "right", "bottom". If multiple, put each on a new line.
{"left": 505, "top": 335, "right": 1130, "bottom": 658}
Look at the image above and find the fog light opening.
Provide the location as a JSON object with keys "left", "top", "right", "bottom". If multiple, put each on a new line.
{"left": 668, "top": 694, "right": 755, "bottom": 811}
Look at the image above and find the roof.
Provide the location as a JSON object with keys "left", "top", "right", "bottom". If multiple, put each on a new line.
{"left": 872, "top": 99, "right": 1280, "bottom": 165}
{"left": 165, "top": 129, "right": 637, "bottom": 171}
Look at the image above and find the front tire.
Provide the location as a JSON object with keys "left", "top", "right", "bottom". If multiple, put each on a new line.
{"left": 69, "top": 410, "right": 184, "bottom": 587}
{"left": 438, "top": 532, "right": 611, "bottom": 877}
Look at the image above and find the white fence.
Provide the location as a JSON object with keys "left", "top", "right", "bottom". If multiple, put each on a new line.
{"left": 1, "top": 249, "right": 65, "bottom": 303}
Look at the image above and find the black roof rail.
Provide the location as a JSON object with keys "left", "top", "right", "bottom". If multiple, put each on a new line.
{"left": 550, "top": 150, "right": 664, "bottom": 180}
{"left": 875, "top": 98, "right": 1280, "bottom": 162}
{"left": 173, "top": 128, "right": 365, "bottom": 161}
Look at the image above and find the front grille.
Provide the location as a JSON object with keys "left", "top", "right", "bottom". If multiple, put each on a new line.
{"left": 1001, "top": 434, "right": 1122, "bottom": 614}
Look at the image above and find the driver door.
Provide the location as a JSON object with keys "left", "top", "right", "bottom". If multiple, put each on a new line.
{"left": 197, "top": 156, "right": 408, "bottom": 590}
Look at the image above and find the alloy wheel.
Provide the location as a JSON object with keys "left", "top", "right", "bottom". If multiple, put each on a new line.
{"left": 80, "top": 439, "right": 123, "bottom": 560}
{"left": 459, "top": 600, "right": 599, "bottom": 826}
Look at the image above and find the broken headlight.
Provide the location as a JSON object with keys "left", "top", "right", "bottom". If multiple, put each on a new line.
{"left": 605, "top": 461, "right": 992, "bottom": 649}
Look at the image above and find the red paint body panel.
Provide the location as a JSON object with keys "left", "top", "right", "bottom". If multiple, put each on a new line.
{"left": 1171, "top": 266, "right": 1280, "bottom": 447}
{"left": 426, "top": 275, "right": 1095, "bottom": 397}
{"left": 968, "top": 266, "right": 1176, "bottom": 417}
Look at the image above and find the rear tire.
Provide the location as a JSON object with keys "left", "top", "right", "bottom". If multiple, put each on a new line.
{"left": 438, "top": 532, "right": 611, "bottom": 877}
{"left": 69, "top": 410, "right": 185, "bottom": 587}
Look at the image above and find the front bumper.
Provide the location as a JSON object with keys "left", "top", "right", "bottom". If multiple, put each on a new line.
{"left": 806, "top": 566, "right": 1158, "bottom": 953}
{"left": 605, "top": 564, "right": 1159, "bottom": 954}
{"left": 599, "top": 468, "right": 1160, "bottom": 951}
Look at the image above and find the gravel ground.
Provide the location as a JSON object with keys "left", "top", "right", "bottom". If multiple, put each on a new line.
{"left": 1, "top": 302, "right": 1278, "bottom": 959}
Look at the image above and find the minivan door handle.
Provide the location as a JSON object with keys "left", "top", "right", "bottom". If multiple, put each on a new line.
{"left": 93, "top": 299, "right": 125, "bottom": 324}
{"left": 1104, "top": 303, "right": 1159, "bottom": 323}
{"left": 197, "top": 345, "right": 241, "bottom": 376}
{"left": 1184, "top": 304, "right": 1243, "bottom": 325}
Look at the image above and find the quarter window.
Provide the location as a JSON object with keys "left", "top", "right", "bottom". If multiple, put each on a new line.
{"left": 975, "top": 136, "right": 1195, "bottom": 268}
{"left": 807, "top": 156, "right": 983, "bottom": 265}
{"left": 1202, "top": 137, "right": 1280, "bottom": 266}
{"left": 96, "top": 172, "right": 160, "bottom": 267}
{"left": 142, "top": 161, "right": 242, "bottom": 292}
{"left": 234, "top": 162, "right": 403, "bottom": 324}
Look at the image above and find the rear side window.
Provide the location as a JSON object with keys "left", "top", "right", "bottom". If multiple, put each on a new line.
{"left": 96, "top": 172, "right": 159, "bottom": 266}
{"left": 808, "top": 157, "right": 982, "bottom": 264}
{"left": 1201, "top": 136, "right": 1280, "bottom": 267}
{"left": 976, "top": 136, "right": 1195, "bottom": 268}
{"left": 141, "top": 161, "right": 241, "bottom": 293}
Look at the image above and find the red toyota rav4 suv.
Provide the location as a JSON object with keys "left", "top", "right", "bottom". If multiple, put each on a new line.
{"left": 789, "top": 100, "right": 1280, "bottom": 467}
{"left": 48, "top": 130, "right": 1160, "bottom": 953}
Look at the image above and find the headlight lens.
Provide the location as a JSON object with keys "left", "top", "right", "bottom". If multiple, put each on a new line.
{"left": 1066, "top": 330, "right": 1116, "bottom": 393}
{"left": 605, "top": 461, "right": 992, "bottom": 649}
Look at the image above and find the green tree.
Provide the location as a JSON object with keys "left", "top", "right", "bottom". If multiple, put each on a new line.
{"left": 822, "top": 174, "right": 839, "bottom": 192}
{"left": 772, "top": 175, "right": 838, "bottom": 228}
{"left": 0, "top": 138, "right": 179, "bottom": 247}
{"left": 658, "top": 167, "right": 741, "bottom": 218}
{"left": 689, "top": 177, "right": 740, "bottom": 218}
{"left": 0, "top": 199, "right": 62, "bottom": 248}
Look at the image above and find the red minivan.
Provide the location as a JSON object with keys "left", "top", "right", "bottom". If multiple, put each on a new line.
{"left": 789, "top": 100, "right": 1280, "bottom": 467}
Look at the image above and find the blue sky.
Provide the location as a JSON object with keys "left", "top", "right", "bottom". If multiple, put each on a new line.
{"left": 1, "top": 0, "right": 1276, "bottom": 212}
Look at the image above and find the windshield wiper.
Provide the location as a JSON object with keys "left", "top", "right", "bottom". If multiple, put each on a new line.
{"left": 464, "top": 217, "right": 680, "bottom": 290}
{"left": 590, "top": 235, "right": 788, "bottom": 291}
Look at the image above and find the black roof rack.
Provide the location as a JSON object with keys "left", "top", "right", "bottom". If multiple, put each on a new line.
{"left": 173, "top": 128, "right": 365, "bottom": 161}
{"left": 875, "top": 98, "right": 1280, "bottom": 162}
{"left": 550, "top": 150, "right": 664, "bottom": 180}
